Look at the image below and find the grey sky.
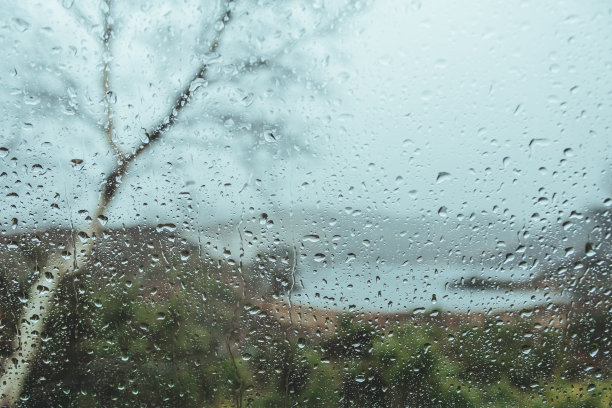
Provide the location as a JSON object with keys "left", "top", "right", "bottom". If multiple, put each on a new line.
{"left": 1, "top": 0, "right": 611, "bottom": 311}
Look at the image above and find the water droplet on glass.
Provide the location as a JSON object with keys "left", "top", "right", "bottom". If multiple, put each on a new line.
{"left": 436, "top": 172, "right": 451, "bottom": 183}
{"left": 585, "top": 243, "right": 596, "bottom": 257}
{"left": 12, "top": 18, "right": 30, "bottom": 32}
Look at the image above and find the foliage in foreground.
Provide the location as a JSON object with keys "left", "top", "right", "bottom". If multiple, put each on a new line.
{"left": 0, "top": 238, "right": 610, "bottom": 407}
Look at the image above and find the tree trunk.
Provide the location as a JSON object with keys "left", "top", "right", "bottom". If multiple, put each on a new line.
{"left": 0, "top": 226, "right": 97, "bottom": 405}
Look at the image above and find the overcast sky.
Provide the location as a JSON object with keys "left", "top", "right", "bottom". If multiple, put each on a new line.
{"left": 1, "top": 0, "right": 611, "bottom": 310}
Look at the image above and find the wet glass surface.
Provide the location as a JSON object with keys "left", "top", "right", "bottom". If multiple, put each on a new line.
{"left": 1, "top": 1, "right": 611, "bottom": 406}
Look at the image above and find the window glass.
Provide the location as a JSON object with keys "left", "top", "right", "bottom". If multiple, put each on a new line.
{"left": 1, "top": 1, "right": 611, "bottom": 406}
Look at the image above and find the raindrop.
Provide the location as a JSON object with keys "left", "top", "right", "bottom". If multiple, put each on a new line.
{"left": 297, "top": 338, "right": 306, "bottom": 349}
{"left": 156, "top": 223, "right": 176, "bottom": 232}
{"left": 189, "top": 78, "right": 208, "bottom": 92}
{"left": 436, "top": 172, "right": 451, "bottom": 183}
{"left": 23, "top": 94, "right": 41, "bottom": 106}
{"left": 585, "top": 243, "right": 596, "bottom": 257}
{"left": 302, "top": 234, "right": 320, "bottom": 242}
{"left": 12, "top": 17, "right": 30, "bottom": 32}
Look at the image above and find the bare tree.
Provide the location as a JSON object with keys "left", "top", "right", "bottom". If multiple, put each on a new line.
{"left": 0, "top": 0, "right": 361, "bottom": 404}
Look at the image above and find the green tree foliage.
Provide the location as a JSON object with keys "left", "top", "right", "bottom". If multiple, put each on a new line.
{"left": 1, "top": 236, "right": 610, "bottom": 407}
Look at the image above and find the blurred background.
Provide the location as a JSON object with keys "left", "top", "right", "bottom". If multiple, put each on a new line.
{"left": 0, "top": 0, "right": 611, "bottom": 406}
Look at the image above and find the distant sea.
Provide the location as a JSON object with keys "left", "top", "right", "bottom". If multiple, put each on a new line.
{"left": 290, "top": 263, "right": 568, "bottom": 313}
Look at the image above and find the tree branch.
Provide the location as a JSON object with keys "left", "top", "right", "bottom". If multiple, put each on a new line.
{"left": 0, "top": 2, "right": 235, "bottom": 405}
{"left": 129, "top": 5, "right": 232, "bottom": 163}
